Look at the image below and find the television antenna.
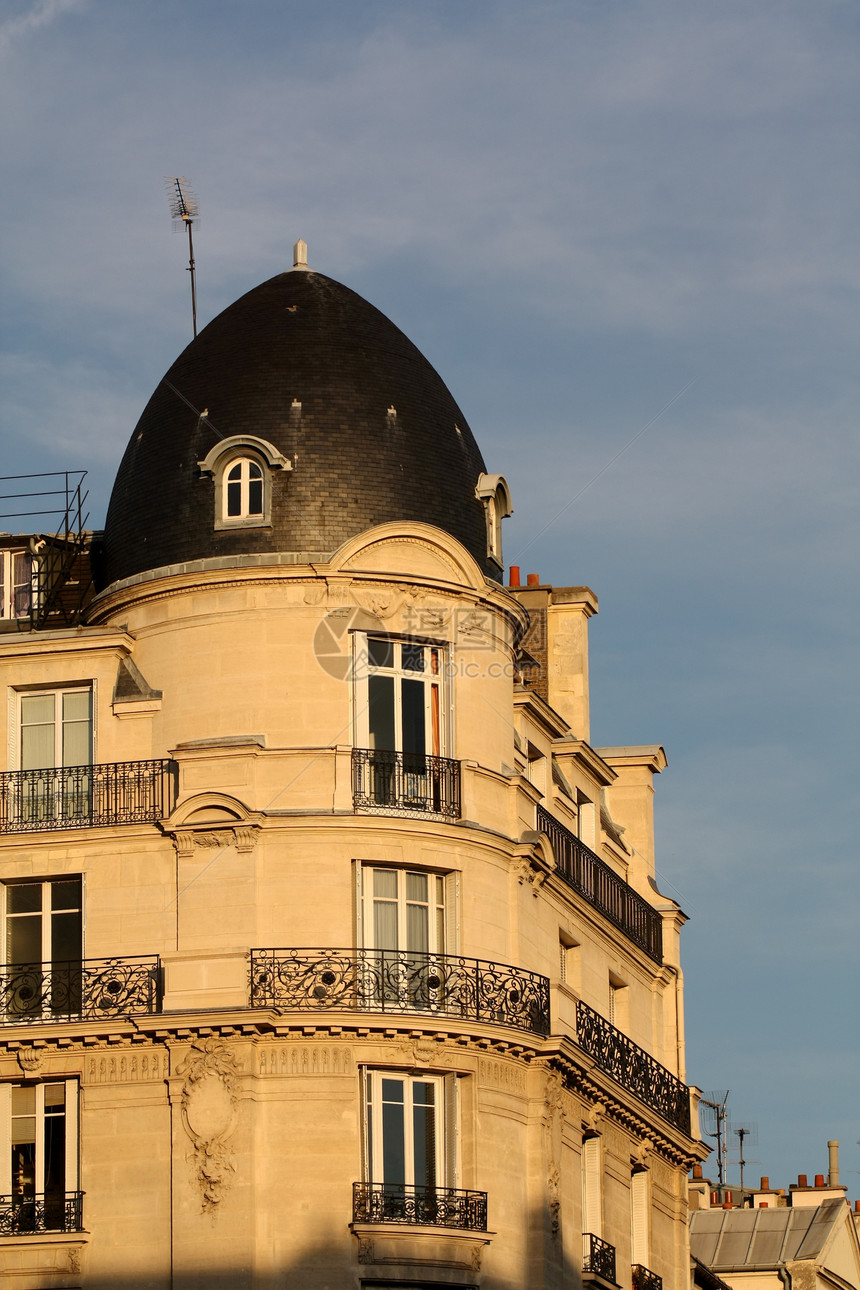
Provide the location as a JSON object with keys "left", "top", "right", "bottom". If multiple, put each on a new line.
{"left": 731, "top": 1122, "right": 759, "bottom": 1192}
{"left": 165, "top": 176, "right": 200, "bottom": 338}
{"left": 700, "top": 1091, "right": 729, "bottom": 1186}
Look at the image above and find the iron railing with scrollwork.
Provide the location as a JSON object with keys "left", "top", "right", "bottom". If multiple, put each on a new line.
{"left": 250, "top": 948, "right": 550, "bottom": 1036}
{"left": 0, "top": 1190, "right": 83, "bottom": 1235}
{"left": 633, "top": 1265, "right": 663, "bottom": 1290}
{"left": 352, "top": 749, "right": 461, "bottom": 819}
{"left": 537, "top": 806, "right": 662, "bottom": 963}
{"left": 583, "top": 1233, "right": 617, "bottom": 1283}
{"left": 0, "top": 759, "right": 177, "bottom": 834}
{"left": 0, "top": 957, "right": 161, "bottom": 1023}
{"left": 353, "top": 1182, "right": 488, "bottom": 1231}
{"left": 576, "top": 1001, "right": 691, "bottom": 1134}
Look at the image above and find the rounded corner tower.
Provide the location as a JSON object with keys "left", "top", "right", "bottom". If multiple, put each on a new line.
{"left": 100, "top": 258, "right": 499, "bottom": 591}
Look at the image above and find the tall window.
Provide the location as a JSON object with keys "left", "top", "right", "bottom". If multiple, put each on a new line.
{"left": 358, "top": 637, "right": 444, "bottom": 758}
{"left": 0, "top": 1080, "right": 79, "bottom": 1232}
{"left": 3, "top": 878, "right": 83, "bottom": 1020}
{"left": 223, "top": 457, "right": 264, "bottom": 521}
{"left": 364, "top": 1071, "right": 455, "bottom": 1201}
{"left": 0, "top": 550, "right": 31, "bottom": 620}
{"left": 16, "top": 688, "right": 92, "bottom": 826}
{"left": 354, "top": 637, "right": 449, "bottom": 813}
{"left": 363, "top": 867, "right": 446, "bottom": 958}
{"left": 361, "top": 867, "right": 448, "bottom": 1011}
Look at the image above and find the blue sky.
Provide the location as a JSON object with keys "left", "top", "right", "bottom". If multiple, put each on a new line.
{"left": 2, "top": 0, "right": 858, "bottom": 1191}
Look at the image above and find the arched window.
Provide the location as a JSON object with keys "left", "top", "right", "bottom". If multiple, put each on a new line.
{"left": 197, "top": 435, "right": 291, "bottom": 532}
{"left": 475, "top": 473, "right": 513, "bottom": 569}
{"left": 224, "top": 457, "right": 264, "bottom": 520}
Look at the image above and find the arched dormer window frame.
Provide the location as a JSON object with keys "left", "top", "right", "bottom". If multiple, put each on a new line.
{"left": 475, "top": 473, "right": 513, "bottom": 568}
{"left": 197, "top": 435, "right": 291, "bottom": 531}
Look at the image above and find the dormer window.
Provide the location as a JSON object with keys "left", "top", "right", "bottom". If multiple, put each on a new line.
{"left": 475, "top": 473, "right": 513, "bottom": 569}
{"left": 197, "top": 435, "right": 292, "bottom": 532}
{"left": 225, "top": 458, "right": 264, "bottom": 520}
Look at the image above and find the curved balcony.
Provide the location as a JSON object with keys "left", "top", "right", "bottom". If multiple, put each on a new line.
{"left": 250, "top": 947, "right": 550, "bottom": 1037}
{"left": 0, "top": 957, "right": 161, "bottom": 1024}
{"left": 633, "top": 1265, "right": 663, "bottom": 1290}
{"left": 352, "top": 748, "right": 461, "bottom": 819}
{"left": 0, "top": 760, "right": 176, "bottom": 834}
{"left": 353, "top": 1181, "right": 487, "bottom": 1231}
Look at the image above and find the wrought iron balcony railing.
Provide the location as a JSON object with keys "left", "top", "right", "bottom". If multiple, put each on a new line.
{"left": 250, "top": 947, "right": 551, "bottom": 1037}
{"left": 0, "top": 957, "right": 161, "bottom": 1023}
{"left": 537, "top": 806, "right": 662, "bottom": 963}
{"left": 0, "top": 759, "right": 177, "bottom": 834}
{"left": 583, "top": 1233, "right": 617, "bottom": 1284}
{"left": 352, "top": 748, "right": 461, "bottom": 819}
{"left": 576, "top": 1001, "right": 691, "bottom": 1134}
{"left": 0, "top": 1191, "right": 83, "bottom": 1235}
{"left": 353, "top": 1182, "right": 488, "bottom": 1231}
{"left": 633, "top": 1265, "right": 663, "bottom": 1290}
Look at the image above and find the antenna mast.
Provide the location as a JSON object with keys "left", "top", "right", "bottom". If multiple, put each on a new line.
{"left": 166, "top": 177, "right": 200, "bottom": 338}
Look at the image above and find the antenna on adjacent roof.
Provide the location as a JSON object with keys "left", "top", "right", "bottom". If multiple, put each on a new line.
{"left": 165, "top": 177, "right": 200, "bottom": 338}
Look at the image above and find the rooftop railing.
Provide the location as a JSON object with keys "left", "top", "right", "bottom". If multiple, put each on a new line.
{"left": 537, "top": 806, "right": 662, "bottom": 963}
{"left": 0, "top": 759, "right": 177, "bottom": 834}
{"left": 353, "top": 1182, "right": 488, "bottom": 1231}
{"left": 250, "top": 947, "right": 550, "bottom": 1037}
{"left": 576, "top": 1000, "right": 691, "bottom": 1134}
{"left": 352, "top": 748, "right": 461, "bottom": 819}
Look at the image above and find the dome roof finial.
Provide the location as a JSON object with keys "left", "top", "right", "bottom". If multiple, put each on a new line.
{"left": 292, "top": 238, "right": 309, "bottom": 270}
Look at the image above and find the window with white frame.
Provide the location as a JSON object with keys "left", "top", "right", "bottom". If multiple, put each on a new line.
{"left": 223, "top": 456, "right": 264, "bottom": 521}
{"left": 363, "top": 1070, "right": 456, "bottom": 1196}
{"left": 197, "top": 434, "right": 290, "bottom": 531}
{"left": 3, "top": 878, "right": 83, "bottom": 1021}
{"left": 19, "top": 688, "right": 92, "bottom": 770}
{"left": 0, "top": 1080, "right": 79, "bottom": 1230}
{"left": 475, "top": 473, "right": 513, "bottom": 567}
{"left": 359, "top": 866, "right": 452, "bottom": 1012}
{"left": 0, "top": 550, "right": 31, "bottom": 620}
{"left": 356, "top": 637, "right": 446, "bottom": 757}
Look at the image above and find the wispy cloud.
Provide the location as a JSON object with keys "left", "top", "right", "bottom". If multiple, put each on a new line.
{"left": 0, "top": 0, "right": 84, "bottom": 54}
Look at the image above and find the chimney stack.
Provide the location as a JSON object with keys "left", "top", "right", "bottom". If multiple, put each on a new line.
{"left": 828, "top": 1141, "right": 839, "bottom": 1187}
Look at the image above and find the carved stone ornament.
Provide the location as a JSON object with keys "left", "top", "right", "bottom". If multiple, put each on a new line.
{"left": 470, "top": 1244, "right": 485, "bottom": 1272}
{"left": 357, "top": 1237, "right": 375, "bottom": 1265}
{"left": 17, "top": 1047, "right": 43, "bottom": 1073}
{"left": 172, "top": 825, "right": 260, "bottom": 859}
{"left": 548, "top": 1165, "right": 561, "bottom": 1237}
{"left": 66, "top": 1249, "right": 82, "bottom": 1275}
{"left": 512, "top": 854, "right": 549, "bottom": 894}
{"left": 176, "top": 1038, "right": 241, "bottom": 1211}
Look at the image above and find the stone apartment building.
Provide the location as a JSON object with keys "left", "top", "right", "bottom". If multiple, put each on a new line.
{"left": 0, "top": 243, "right": 706, "bottom": 1288}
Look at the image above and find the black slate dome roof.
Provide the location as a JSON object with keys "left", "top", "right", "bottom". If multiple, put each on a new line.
{"left": 100, "top": 266, "right": 493, "bottom": 589}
